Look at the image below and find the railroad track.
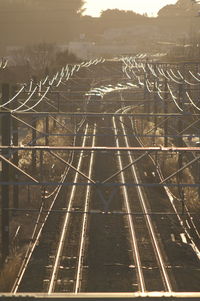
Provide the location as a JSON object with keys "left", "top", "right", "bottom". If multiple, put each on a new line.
{"left": 117, "top": 105, "right": 200, "bottom": 292}
{"left": 47, "top": 123, "right": 96, "bottom": 293}
{"left": 113, "top": 107, "right": 173, "bottom": 292}
{"left": 11, "top": 122, "right": 95, "bottom": 292}
{"left": 9, "top": 58, "right": 200, "bottom": 294}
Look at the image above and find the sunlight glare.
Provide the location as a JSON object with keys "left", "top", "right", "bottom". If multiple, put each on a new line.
{"left": 83, "top": 0, "right": 178, "bottom": 17}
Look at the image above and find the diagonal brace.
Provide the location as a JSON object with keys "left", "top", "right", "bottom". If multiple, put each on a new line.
{"left": 102, "top": 152, "right": 149, "bottom": 184}
{"left": 144, "top": 116, "right": 172, "bottom": 135}
{"left": 49, "top": 151, "right": 96, "bottom": 184}
{"left": 179, "top": 118, "right": 200, "bottom": 135}
{"left": 160, "top": 155, "right": 200, "bottom": 184}
{"left": 0, "top": 154, "right": 39, "bottom": 183}
{"left": 11, "top": 114, "right": 45, "bottom": 136}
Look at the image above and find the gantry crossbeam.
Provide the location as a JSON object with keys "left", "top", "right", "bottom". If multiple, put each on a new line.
{"left": 1, "top": 292, "right": 200, "bottom": 300}
{"left": 0, "top": 146, "right": 200, "bottom": 151}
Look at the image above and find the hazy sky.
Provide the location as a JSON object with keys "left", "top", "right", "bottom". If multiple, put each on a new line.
{"left": 83, "top": 0, "right": 178, "bottom": 17}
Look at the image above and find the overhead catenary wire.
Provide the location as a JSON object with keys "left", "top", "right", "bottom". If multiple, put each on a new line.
{"left": 10, "top": 85, "right": 39, "bottom": 112}
{"left": 2, "top": 57, "right": 104, "bottom": 112}
{"left": 0, "top": 57, "right": 8, "bottom": 69}
{"left": 147, "top": 63, "right": 158, "bottom": 78}
{"left": 11, "top": 61, "right": 101, "bottom": 291}
{"left": 123, "top": 56, "right": 200, "bottom": 113}
{"left": 166, "top": 70, "right": 183, "bottom": 84}
{"left": 5, "top": 55, "right": 200, "bottom": 292}
{"left": 0, "top": 84, "right": 26, "bottom": 108}
{"left": 167, "top": 83, "right": 184, "bottom": 112}
{"left": 176, "top": 70, "right": 199, "bottom": 86}
{"left": 186, "top": 91, "right": 200, "bottom": 111}
{"left": 16, "top": 86, "right": 50, "bottom": 112}
{"left": 189, "top": 70, "right": 200, "bottom": 82}
{"left": 169, "top": 68, "right": 182, "bottom": 80}
{"left": 146, "top": 79, "right": 154, "bottom": 93}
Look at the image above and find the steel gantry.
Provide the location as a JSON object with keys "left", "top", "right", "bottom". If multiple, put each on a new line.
{"left": 1, "top": 57, "right": 200, "bottom": 297}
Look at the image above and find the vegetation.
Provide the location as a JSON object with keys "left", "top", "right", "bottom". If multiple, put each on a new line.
{"left": 0, "top": 42, "right": 80, "bottom": 83}
{"left": 158, "top": 0, "right": 200, "bottom": 17}
{"left": 0, "top": 0, "right": 200, "bottom": 50}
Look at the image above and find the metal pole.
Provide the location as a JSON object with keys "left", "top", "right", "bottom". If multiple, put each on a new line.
{"left": 144, "top": 61, "right": 150, "bottom": 121}
{"left": 164, "top": 77, "right": 168, "bottom": 147}
{"left": 40, "top": 150, "right": 43, "bottom": 183}
{"left": 12, "top": 112, "right": 19, "bottom": 211}
{"left": 32, "top": 118, "right": 37, "bottom": 171}
{"left": 178, "top": 84, "right": 184, "bottom": 147}
{"left": 153, "top": 80, "right": 158, "bottom": 146}
{"left": 1, "top": 83, "right": 11, "bottom": 264}
{"left": 198, "top": 151, "right": 200, "bottom": 199}
{"left": 45, "top": 116, "right": 49, "bottom": 146}
{"left": 12, "top": 86, "right": 19, "bottom": 211}
{"left": 177, "top": 82, "right": 185, "bottom": 213}
{"left": 57, "top": 92, "right": 60, "bottom": 112}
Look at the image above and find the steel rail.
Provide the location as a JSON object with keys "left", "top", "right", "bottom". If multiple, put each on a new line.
{"left": 129, "top": 107, "right": 200, "bottom": 269}
{"left": 11, "top": 157, "right": 74, "bottom": 293}
{"left": 47, "top": 124, "right": 90, "bottom": 293}
{"left": 49, "top": 151, "right": 95, "bottom": 184}
{"left": 119, "top": 107, "right": 172, "bottom": 292}
{"left": 11, "top": 120, "right": 82, "bottom": 293}
{"left": 5, "top": 56, "right": 200, "bottom": 292}
{"left": 112, "top": 113, "right": 146, "bottom": 293}
{"left": 147, "top": 137, "right": 200, "bottom": 259}
{"left": 74, "top": 125, "right": 96, "bottom": 293}
{"left": 131, "top": 117, "right": 184, "bottom": 205}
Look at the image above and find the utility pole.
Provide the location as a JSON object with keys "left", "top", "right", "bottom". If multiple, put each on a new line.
{"left": 1, "top": 83, "right": 11, "bottom": 264}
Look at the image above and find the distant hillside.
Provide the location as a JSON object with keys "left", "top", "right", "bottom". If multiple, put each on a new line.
{"left": 1, "top": 0, "right": 200, "bottom": 57}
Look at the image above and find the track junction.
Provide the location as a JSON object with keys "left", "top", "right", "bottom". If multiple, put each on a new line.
{"left": 1, "top": 55, "right": 200, "bottom": 299}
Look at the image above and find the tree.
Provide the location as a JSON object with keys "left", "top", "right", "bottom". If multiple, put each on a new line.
{"left": 158, "top": 4, "right": 182, "bottom": 17}
{"left": 158, "top": 0, "right": 200, "bottom": 17}
{"left": 99, "top": 9, "right": 147, "bottom": 29}
{"left": 100, "top": 9, "right": 145, "bottom": 21}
